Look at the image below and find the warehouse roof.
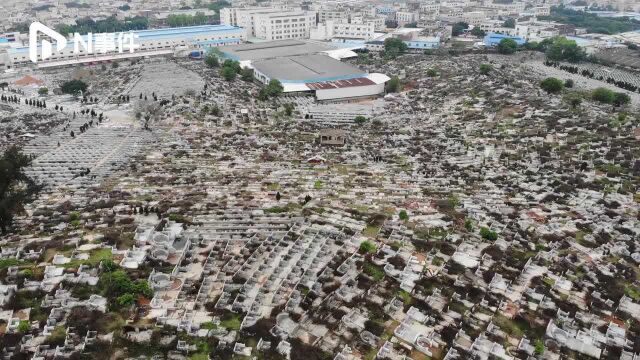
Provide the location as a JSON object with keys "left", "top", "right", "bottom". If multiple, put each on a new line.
{"left": 252, "top": 54, "right": 366, "bottom": 83}
{"left": 218, "top": 40, "right": 337, "bottom": 61}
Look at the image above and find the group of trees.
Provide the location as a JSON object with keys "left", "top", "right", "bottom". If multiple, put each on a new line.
{"left": 166, "top": 12, "right": 211, "bottom": 27}
{"left": 527, "top": 36, "right": 586, "bottom": 63}
{"left": 0, "top": 147, "right": 41, "bottom": 234}
{"left": 56, "top": 16, "right": 149, "bottom": 36}
{"left": 257, "top": 79, "right": 284, "bottom": 101}
{"left": 544, "top": 61, "right": 640, "bottom": 93}
{"left": 540, "top": 6, "right": 640, "bottom": 34}
{"left": 591, "top": 87, "right": 631, "bottom": 106}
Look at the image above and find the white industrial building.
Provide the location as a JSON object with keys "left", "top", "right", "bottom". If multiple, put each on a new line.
{"left": 310, "top": 20, "right": 376, "bottom": 41}
{"left": 217, "top": 40, "right": 389, "bottom": 102}
{"left": 0, "top": 24, "right": 245, "bottom": 69}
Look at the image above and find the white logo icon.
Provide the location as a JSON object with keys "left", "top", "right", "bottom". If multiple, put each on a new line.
{"left": 29, "top": 22, "right": 67, "bottom": 63}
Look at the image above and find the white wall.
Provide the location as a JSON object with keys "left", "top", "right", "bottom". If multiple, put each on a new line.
{"left": 315, "top": 83, "right": 385, "bottom": 101}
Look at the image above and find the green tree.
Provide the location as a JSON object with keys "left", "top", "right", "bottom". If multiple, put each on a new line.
{"left": 426, "top": 68, "right": 438, "bottom": 77}
{"left": 470, "top": 27, "right": 486, "bottom": 37}
{"left": 399, "top": 210, "right": 409, "bottom": 221}
{"left": 204, "top": 52, "right": 219, "bottom": 68}
{"left": 545, "top": 36, "right": 585, "bottom": 63}
{"left": 60, "top": 79, "right": 88, "bottom": 95}
{"left": 240, "top": 67, "right": 254, "bottom": 82}
{"left": 479, "top": 63, "right": 492, "bottom": 75}
{"left": 564, "top": 79, "right": 574, "bottom": 88}
{"left": 497, "top": 38, "right": 518, "bottom": 54}
{"left": 38, "top": 87, "right": 48, "bottom": 95}
{"left": 540, "top": 77, "right": 564, "bottom": 94}
{"left": 384, "top": 37, "right": 408, "bottom": 57}
{"left": 222, "top": 59, "right": 241, "bottom": 73}
{"left": 354, "top": 115, "right": 368, "bottom": 124}
{"left": 503, "top": 18, "right": 516, "bottom": 28}
{"left": 452, "top": 22, "right": 469, "bottom": 36}
{"left": 220, "top": 66, "right": 236, "bottom": 81}
{"left": 386, "top": 76, "right": 401, "bottom": 93}
{"left": 613, "top": 92, "right": 631, "bottom": 107}
{"left": 0, "top": 147, "right": 42, "bottom": 234}
{"left": 265, "top": 79, "right": 283, "bottom": 98}
{"left": 359, "top": 241, "right": 377, "bottom": 254}
{"left": 116, "top": 293, "right": 135, "bottom": 307}
{"left": 592, "top": 87, "right": 615, "bottom": 104}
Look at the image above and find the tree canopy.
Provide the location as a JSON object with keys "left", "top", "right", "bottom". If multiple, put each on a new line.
{"left": 384, "top": 38, "right": 408, "bottom": 58}
{"left": 452, "top": 22, "right": 469, "bottom": 36}
{"left": 497, "top": 38, "right": 518, "bottom": 54}
{"left": 60, "top": 80, "right": 88, "bottom": 95}
{"left": 258, "top": 79, "right": 284, "bottom": 100}
{"left": 541, "top": 6, "right": 640, "bottom": 34}
{"left": 0, "top": 147, "right": 41, "bottom": 234}
{"left": 544, "top": 36, "right": 586, "bottom": 63}
{"left": 503, "top": 18, "right": 516, "bottom": 28}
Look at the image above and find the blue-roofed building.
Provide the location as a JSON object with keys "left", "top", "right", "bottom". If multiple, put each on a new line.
{"left": 1, "top": 24, "right": 246, "bottom": 69}
{"left": 483, "top": 33, "right": 525, "bottom": 47}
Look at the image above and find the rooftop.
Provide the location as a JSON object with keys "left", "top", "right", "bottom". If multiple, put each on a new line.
{"left": 218, "top": 40, "right": 338, "bottom": 61}
{"left": 252, "top": 54, "right": 366, "bottom": 83}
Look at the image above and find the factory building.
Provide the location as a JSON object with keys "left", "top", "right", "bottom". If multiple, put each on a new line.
{"left": 0, "top": 24, "right": 245, "bottom": 69}
{"left": 217, "top": 40, "right": 389, "bottom": 102}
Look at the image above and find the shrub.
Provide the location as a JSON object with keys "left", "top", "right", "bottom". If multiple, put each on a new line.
{"left": 540, "top": 77, "right": 564, "bottom": 94}
{"left": 359, "top": 241, "right": 377, "bottom": 254}
{"left": 354, "top": 115, "right": 368, "bottom": 124}
{"left": 479, "top": 64, "right": 492, "bottom": 75}
{"left": 480, "top": 227, "right": 498, "bottom": 241}
{"left": 592, "top": 87, "right": 615, "bottom": 104}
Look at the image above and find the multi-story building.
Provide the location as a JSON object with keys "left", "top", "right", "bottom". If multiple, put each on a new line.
{"left": 396, "top": 11, "right": 419, "bottom": 26}
{"left": 310, "top": 20, "right": 375, "bottom": 41}
{"left": 318, "top": 9, "right": 349, "bottom": 23}
{"left": 221, "top": 7, "right": 315, "bottom": 40}
{"left": 253, "top": 11, "right": 316, "bottom": 41}
{"left": 221, "top": 7, "right": 286, "bottom": 38}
